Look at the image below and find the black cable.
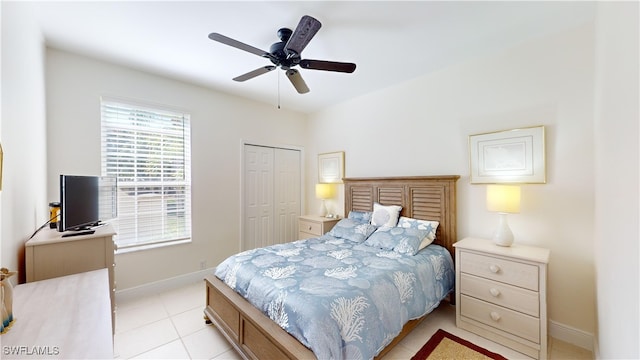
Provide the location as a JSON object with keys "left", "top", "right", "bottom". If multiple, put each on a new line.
{"left": 28, "top": 214, "right": 59, "bottom": 240}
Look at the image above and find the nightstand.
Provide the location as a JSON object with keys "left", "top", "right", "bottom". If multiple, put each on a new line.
{"left": 298, "top": 215, "right": 340, "bottom": 239}
{"left": 454, "top": 237, "right": 550, "bottom": 359}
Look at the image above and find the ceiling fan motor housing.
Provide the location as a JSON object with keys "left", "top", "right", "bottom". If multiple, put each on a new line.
{"left": 269, "top": 28, "right": 300, "bottom": 69}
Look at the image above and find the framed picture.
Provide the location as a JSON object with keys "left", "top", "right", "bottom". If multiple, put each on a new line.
{"left": 318, "top": 151, "right": 345, "bottom": 183}
{"left": 469, "top": 125, "right": 546, "bottom": 184}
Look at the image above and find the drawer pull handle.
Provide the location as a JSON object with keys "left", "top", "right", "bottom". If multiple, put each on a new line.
{"left": 308, "top": 226, "right": 312, "bottom": 230}
{"left": 489, "top": 264, "right": 501, "bottom": 273}
{"left": 490, "top": 311, "right": 501, "bottom": 322}
{"left": 489, "top": 288, "right": 501, "bottom": 297}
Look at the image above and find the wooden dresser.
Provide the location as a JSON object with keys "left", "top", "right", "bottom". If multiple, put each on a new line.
{"left": 454, "top": 237, "right": 550, "bottom": 359}
{"left": 298, "top": 215, "right": 339, "bottom": 239}
{"left": 25, "top": 224, "right": 116, "bottom": 332}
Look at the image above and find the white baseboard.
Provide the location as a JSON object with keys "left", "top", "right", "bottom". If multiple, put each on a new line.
{"left": 592, "top": 337, "right": 600, "bottom": 359}
{"left": 549, "top": 320, "right": 594, "bottom": 351}
{"left": 115, "top": 268, "right": 212, "bottom": 304}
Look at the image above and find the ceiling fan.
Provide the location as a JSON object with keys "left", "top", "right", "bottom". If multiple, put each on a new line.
{"left": 208, "top": 15, "right": 356, "bottom": 94}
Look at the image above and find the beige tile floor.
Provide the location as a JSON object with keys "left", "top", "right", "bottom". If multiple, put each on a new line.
{"left": 114, "top": 280, "right": 592, "bottom": 359}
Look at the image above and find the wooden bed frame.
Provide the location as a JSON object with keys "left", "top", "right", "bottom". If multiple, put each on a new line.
{"left": 204, "top": 175, "right": 459, "bottom": 360}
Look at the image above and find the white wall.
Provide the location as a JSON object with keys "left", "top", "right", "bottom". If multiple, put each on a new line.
{"left": 0, "top": 2, "right": 48, "bottom": 283}
{"left": 45, "top": 49, "right": 308, "bottom": 289}
{"left": 593, "top": 2, "right": 639, "bottom": 358}
{"left": 308, "top": 22, "right": 598, "bottom": 343}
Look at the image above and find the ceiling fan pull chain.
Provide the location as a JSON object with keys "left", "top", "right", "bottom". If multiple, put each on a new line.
{"left": 277, "top": 70, "right": 281, "bottom": 109}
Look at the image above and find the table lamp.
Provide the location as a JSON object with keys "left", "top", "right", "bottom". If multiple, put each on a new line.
{"left": 315, "top": 183, "right": 336, "bottom": 217}
{"left": 486, "top": 184, "right": 521, "bottom": 247}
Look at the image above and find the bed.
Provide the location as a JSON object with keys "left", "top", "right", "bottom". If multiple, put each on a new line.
{"left": 204, "top": 175, "right": 459, "bottom": 360}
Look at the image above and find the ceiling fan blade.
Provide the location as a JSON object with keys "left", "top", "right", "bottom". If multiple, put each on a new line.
{"left": 285, "top": 69, "right": 310, "bottom": 94}
{"left": 233, "top": 66, "right": 276, "bottom": 82}
{"left": 209, "top": 33, "right": 275, "bottom": 61}
{"left": 284, "top": 15, "right": 322, "bottom": 56}
{"left": 300, "top": 59, "right": 356, "bottom": 73}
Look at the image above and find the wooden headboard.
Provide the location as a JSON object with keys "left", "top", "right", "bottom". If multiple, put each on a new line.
{"left": 344, "top": 176, "right": 459, "bottom": 259}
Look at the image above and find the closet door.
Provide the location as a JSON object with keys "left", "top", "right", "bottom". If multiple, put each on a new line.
{"left": 243, "top": 145, "right": 301, "bottom": 251}
{"left": 274, "top": 148, "right": 301, "bottom": 244}
{"left": 244, "top": 145, "right": 274, "bottom": 251}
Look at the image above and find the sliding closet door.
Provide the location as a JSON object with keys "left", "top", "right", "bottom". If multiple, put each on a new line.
{"left": 274, "top": 148, "right": 301, "bottom": 244}
{"left": 243, "top": 144, "right": 301, "bottom": 251}
{"left": 244, "top": 145, "right": 274, "bottom": 251}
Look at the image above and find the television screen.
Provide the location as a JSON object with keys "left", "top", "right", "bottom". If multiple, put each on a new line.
{"left": 59, "top": 175, "right": 117, "bottom": 232}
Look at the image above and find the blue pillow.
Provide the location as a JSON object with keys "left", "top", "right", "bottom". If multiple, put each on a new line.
{"left": 347, "top": 211, "right": 372, "bottom": 224}
{"left": 364, "top": 226, "right": 428, "bottom": 255}
{"left": 327, "top": 219, "right": 377, "bottom": 243}
{"left": 362, "top": 227, "right": 396, "bottom": 250}
{"left": 397, "top": 216, "right": 439, "bottom": 250}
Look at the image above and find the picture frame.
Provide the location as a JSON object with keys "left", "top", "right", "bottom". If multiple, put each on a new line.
{"left": 469, "top": 125, "right": 546, "bottom": 184}
{"left": 318, "top": 151, "right": 345, "bottom": 183}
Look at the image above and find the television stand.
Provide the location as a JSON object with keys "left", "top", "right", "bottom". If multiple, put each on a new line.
{"left": 68, "top": 221, "right": 101, "bottom": 231}
{"left": 61, "top": 229, "right": 95, "bottom": 237}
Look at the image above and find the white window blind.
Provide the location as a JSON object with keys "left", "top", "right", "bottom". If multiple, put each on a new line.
{"left": 101, "top": 98, "right": 192, "bottom": 250}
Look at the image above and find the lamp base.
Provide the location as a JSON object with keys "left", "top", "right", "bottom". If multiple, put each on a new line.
{"left": 319, "top": 199, "right": 327, "bottom": 217}
{"left": 493, "top": 213, "right": 514, "bottom": 247}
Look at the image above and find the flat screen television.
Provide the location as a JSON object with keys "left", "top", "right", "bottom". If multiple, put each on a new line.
{"left": 59, "top": 175, "right": 117, "bottom": 232}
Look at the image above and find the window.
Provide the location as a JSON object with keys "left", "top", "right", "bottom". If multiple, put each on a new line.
{"left": 101, "top": 98, "right": 192, "bottom": 250}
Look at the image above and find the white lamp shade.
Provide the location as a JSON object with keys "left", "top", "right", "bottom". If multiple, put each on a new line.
{"left": 315, "top": 183, "right": 336, "bottom": 200}
{"left": 486, "top": 185, "right": 521, "bottom": 213}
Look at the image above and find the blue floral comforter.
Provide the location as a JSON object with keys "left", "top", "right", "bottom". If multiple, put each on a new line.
{"left": 214, "top": 234, "right": 455, "bottom": 360}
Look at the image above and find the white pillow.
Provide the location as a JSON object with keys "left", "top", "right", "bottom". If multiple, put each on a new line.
{"left": 371, "top": 203, "right": 402, "bottom": 227}
{"left": 418, "top": 236, "right": 435, "bottom": 251}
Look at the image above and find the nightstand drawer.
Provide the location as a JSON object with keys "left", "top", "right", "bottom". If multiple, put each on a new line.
{"left": 299, "top": 220, "right": 322, "bottom": 236}
{"left": 460, "top": 251, "right": 539, "bottom": 291}
{"left": 461, "top": 295, "right": 540, "bottom": 343}
{"left": 298, "top": 231, "right": 316, "bottom": 239}
{"left": 460, "top": 273, "right": 539, "bottom": 317}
